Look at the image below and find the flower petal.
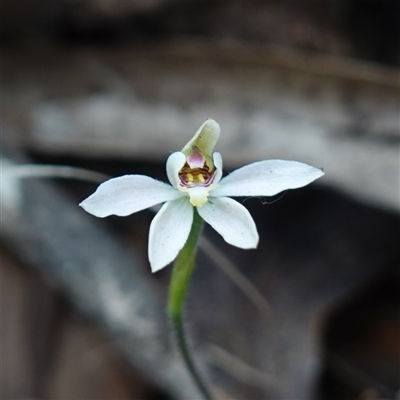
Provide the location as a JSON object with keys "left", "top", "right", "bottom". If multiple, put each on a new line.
{"left": 212, "top": 152, "right": 223, "bottom": 185}
{"left": 187, "top": 186, "right": 210, "bottom": 207}
{"left": 166, "top": 151, "right": 186, "bottom": 188}
{"left": 80, "top": 175, "right": 182, "bottom": 217}
{"left": 148, "top": 197, "right": 193, "bottom": 273}
{"left": 211, "top": 160, "right": 324, "bottom": 198}
{"left": 197, "top": 197, "right": 259, "bottom": 249}
{"left": 181, "top": 119, "right": 221, "bottom": 157}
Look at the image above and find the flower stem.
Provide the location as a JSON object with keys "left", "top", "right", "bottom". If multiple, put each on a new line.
{"left": 167, "top": 208, "right": 214, "bottom": 400}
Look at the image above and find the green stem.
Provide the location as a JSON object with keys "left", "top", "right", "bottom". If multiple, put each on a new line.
{"left": 167, "top": 208, "right": 214, "bottom": 400}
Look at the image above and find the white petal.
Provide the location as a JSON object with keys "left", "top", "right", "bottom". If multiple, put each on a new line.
{"left": 181, "top": 119, "right": 221, "bottom": 156}
{"left": 80, "top": 175, "right": 182, "bottom": 217}
{"left": 166, "top": 152, "right": 186, "bottom": 188}
{"left": 212, "top": 152, "right": 223, "bottom": 185}
{"left": 148, "top": 197, "right": 193, "bottom": 273}
{"left": 211, "top": 160, "right": 324, "bottom": 198}
{"left": 197, "top": 197, "right": 259, "bottom": 249}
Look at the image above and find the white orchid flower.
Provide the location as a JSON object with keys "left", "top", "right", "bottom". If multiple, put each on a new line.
{"left": 80, "top": 119, "right": 324, "bottom": 273}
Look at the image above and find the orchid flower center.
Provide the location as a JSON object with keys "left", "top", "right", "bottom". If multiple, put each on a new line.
{"left": 179, "top": 165, "right": 214, "bottom": 187}
{"left": 178, "top": 149, "right": 217, "bottom": 207}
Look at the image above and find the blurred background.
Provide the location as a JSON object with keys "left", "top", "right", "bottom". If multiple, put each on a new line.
{"left": 1, "top": 0, "right": 399, "bottom": 399}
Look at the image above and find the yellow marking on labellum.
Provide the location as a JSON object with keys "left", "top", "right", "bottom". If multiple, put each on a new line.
{"left": 186, "top": 173, "right": 194, "bottom": 183}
